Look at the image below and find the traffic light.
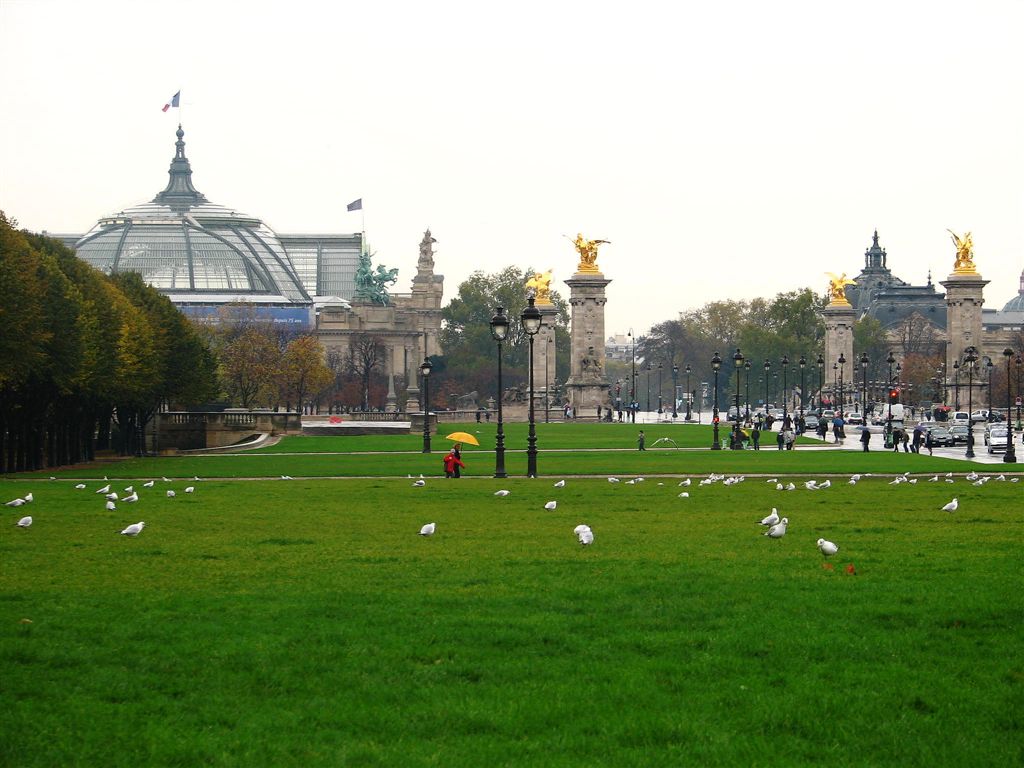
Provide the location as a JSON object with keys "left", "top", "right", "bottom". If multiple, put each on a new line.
{"left": 889, "top": 388, "right": 900, "bottom": 404}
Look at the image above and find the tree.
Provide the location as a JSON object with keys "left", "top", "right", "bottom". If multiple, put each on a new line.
{"left": 347, "top": 334, "right": 384, "bottom": 410}
{"left": 221, "top": 328, "right": 281, "bottom": 408}
{"left": 894, "top": 312, "right": 944, "bottom": 357}
{"left": 279, "top": 335, "right": 333, "bottom": 412}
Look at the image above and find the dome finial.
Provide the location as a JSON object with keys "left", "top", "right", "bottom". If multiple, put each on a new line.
{"left": 153, "top": 125, "right": 206, "bottom": 211}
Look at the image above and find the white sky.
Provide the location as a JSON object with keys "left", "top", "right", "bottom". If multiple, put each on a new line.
{"left": 2, "top": 0, "right": 1022, "bottom": 335}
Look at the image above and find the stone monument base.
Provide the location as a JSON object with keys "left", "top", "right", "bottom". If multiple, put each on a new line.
{"left": 564, "top": 382, "right": 609, "bottom": 410}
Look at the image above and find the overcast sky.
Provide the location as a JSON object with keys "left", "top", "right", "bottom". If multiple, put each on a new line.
{"left": 2, "top": 0, "right": 1022, "bottom": 336}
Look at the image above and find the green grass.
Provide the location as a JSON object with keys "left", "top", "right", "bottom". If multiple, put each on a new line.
{"left": 1, "top": 476, "right": 1021, "bottom": 766}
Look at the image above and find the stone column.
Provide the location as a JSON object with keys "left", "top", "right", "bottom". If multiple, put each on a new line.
{"left": 821, "top": 303, "right": 856, "bottom": 407}
{"left": 941, "top": 272, "right": 988, "bottom": 373}
{"left": 533, "top": 305, "right": 559, "bottom": 415}
{"left": 564, "top": 272, "right": 612, "bottom": 411}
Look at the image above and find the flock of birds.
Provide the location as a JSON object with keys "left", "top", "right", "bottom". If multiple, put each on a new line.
{"left": 6, "top": 475, "right": 201, "bottom": 536}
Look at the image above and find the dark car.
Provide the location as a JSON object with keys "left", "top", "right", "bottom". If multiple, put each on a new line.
{"left": 948, "top": 425, "right": 971, "bottom": 445}
{"left": 928, "top": 427, "right": 956, "bottom": 447}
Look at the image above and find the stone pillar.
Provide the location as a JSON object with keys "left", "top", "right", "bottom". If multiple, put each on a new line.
{"left": 564, "top": 272, "right": 612, "bottom": 411}
{"left": 821, "top": 303, "right": 856, "bottom": 407}
{"left": 533, "top": 305, "right": 559, "bottom": 413}
{"left": 404, "top": 343, "right": 420, "bottom": 413}
{"left": 941, "top": 272, "right": 988, "bottom": 373}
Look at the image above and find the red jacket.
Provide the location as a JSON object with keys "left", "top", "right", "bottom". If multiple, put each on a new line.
{"left": 443, "top": 453, "right": 465, "bottom": 472}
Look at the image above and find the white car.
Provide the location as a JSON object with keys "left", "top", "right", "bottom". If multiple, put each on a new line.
{"left": 950, "top": 411, "right": 971, "bottom": 426}
{"left": 985, "top": 427, "right": 1009, "bottom": 453}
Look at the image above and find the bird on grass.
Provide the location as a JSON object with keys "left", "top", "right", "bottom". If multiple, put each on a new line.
{"left": 544, "top": 501, "right": 557, "bottom": 510}
{"left": 578, "top": 528, "right": 594, "bottom": 546}
{"left": 494, "top": 490, "right": 510, "bottom": 497}
{"left": 764, "top": 518, "right": 788, "bottom": 538}
{"left": 105, "top": 492, "right": 118, "bottom": 501}
{"left": 24, "top": 493, "right": 33, "bottom": 503}
{"left": 928, "top": 476, "right": 939, "bottom": 482}
{"left": 573, "top": 524, "right": 591, "bottom": 536}
{"left": 143, "top": 480, "right": 155, "bottom": 488}
{"left": 124, "top": 492, "right": 139, "bottom": 503}
{"left": 5, "top": 498, "right": 26, "bottom": 507}
{"left": 95, "top": 485, "right": 110, "bottom": 494}
{"left": 679, "top": 479, "right": 691, "bottom": 487}
{"left": 74, "top": 484, "right": 86, "bottom": 490}
{"left": 106, "top": 501, "right": 116, "bottom": 511}
{"left": 120, "top": 522, "right": 145, "bottom": 537}
{"left": 817, "top": 538, "right": 839, "bottom": 557}
{"left": 184, "top": 486, "right": 195, "bottom": 494}
{"left": 607, "top": 477, "right": 620, "bottom": 483}
{"left": 941, "top": 498, "right": 958, "bottom": 512}
{"left": 16, "top": 516, "right": 32, "bottom": 528}
{"left": 412, "top": 480, "right": 425, "bottom": 487}
{"left": 759, "top": 508, "right": 780, "bottom": 527}
{"left": 678, "top": 492, "right": 690, "bottom": 498}
{"left": 419, "top": 522, "right": 436, "bottom": 536}
{"left": 554, "top": 480, "right": 566, "bottom": 488}
{"left": 124, "top": 486, "right": 133, "bottom": 493}
{"left": 166, "top": 490, "right": 176, "bottom": 498}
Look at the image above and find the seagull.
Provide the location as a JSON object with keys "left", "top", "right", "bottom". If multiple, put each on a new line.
{"left": 573, "top": 524, "right": 591, "bottom": 535}
{"left": 96, "top": 485, "right": 110, "bottom": 494}
{"left": 494, "top": 490, "right": 510, "bottom": 497}
{"left": 1011, "top": 478, "right": 1020, "bottom": 483}
{"left": 105, "top": 501, "right": 116, "bottom": 511}
{"left": 944, "top": 478, "right": 955, "bottom": 484}
{"left": 764, "top": 518, "right": 788, "bottom": 538}
{"left": 804, "top": 480, "right": 819, "bottom": 490}
{"left": 124, "top": 486, "right": 134, "bottom": 493}
{"left": 941, "top": 498, "right": 958, "bottom": 512}
{"left": 759, "top": 508, "right": 780, "bottom": 527}
{"left": 74, "top": 483, "right": 86, "bottom": 490}
{"left": 105, "top": 492, "right": 119, "bottom": 501}
{"left": 184, "top": 486, "right": 195, "bottom": 493}
{"left": 554, "top": 480, "right": 565, "bottom": 488}
{"left": 928, "top": 476, "right": 939, "bottom": 482}
{"left": 16, "top": 516, "right": 32, "bottom": 528}
{"left": 162, "top": 477, "right": 170, "bottom": 482}
{"left": 412, "top": 480, "right": 425, "bottom": 487}
{"left": 972, "top": 479, "right": 985, "bottom": 487}
{"left": 849, "top": 474, "right": 862, "bottom": 482}
{"left": 635, "top": 477, "right": 645, "bottom": 483}
{"left": 848, "top": 478, "right": 858, "bottom": 486}
{"left": 966, "top": 471, "right": 979, "bottom": 481}
{"left": 419, "top": 522, "right": 435, "bottom": 536}
{"left": 817, "top": 538, "right": 839, "bottom": 557}
{"left": 5, "top": 498, "right": 26, "bottom": 507}
{"left": 818, "top": 480, "right": 831, "bottom": 489}
{"left": 193, "top": 476, "right": 201, "bottom": 482}
{"left": 996, "top": 475, "right": 1006, "bottom": 482}
{"left": 679, "top": 479, "right": 691, "bottom": 487}
{"left": 124, "top": 492, "right": 139, "bottom": 503}
{"left": 945, "top": 472, "right": 953, "bottom": 478}
{"left": 120, "top": 522, "right": 145, "bottom": 537}
{"left": 765, "top": 478, "right": 779, "bottom": 483}
{"left": 776, "top": 483, "right": 784, "bottom": 490}
{"left": 143, "top": 480, "right": 155, "bottom": 488}
{"left": 166, "top": 490, "right": 176, "bottom": 497}
{"left": 608, "top": 477, "right": 619, "bottom": 483}
{"left": 544, "top": 501, "right": 557, "bottom": 510}
{"left": 281, "top": 475, "right": 293, "bottom": 480}
{"left": 625, "top": 480, "right": 636, "bottom": 485}
{"left": 908, "top": 479, "right": 918, "bottom": 485}
{"left": 24, "top": 493, "right": 33, "bottom": 503}
{"left": 578, "top": 529, "right": 594, "bottom": 546}
{"left": 786, "top": 483, "right": 796, "bottom": 491}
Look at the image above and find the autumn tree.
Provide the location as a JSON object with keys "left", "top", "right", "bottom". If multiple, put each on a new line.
{"left": 347, "top": 334, "right": 385, "bottom": 410}
{"left": 220, "top": 328, "right": 281, "bottom": 408}
{"left": 279, "top": 334, "right": 333, "bottom": 412}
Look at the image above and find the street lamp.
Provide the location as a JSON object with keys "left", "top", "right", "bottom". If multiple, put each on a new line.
{"left": 684, "top": 364, "right": 692, "bottom": 421}
{"left": 732, "top": 349, "right": 744, "bottom": 449}
{"left": 489, "top": 307, "right": 509, "bottom": 478}
{"left": 985, "top": 357, "right": 994, "bottom": 421}
{"left": 521, "top": 296, "right": 542, "bottom": 476}
{"left": 711, "top": 351, "right": 722, "bottom": 450}
{"left": 645, "top": 361, "right": 652, "bottom": 414}
{"left": 1004, "top": 348, "right": 1017, "bottom": 463}
{"left": 657, "top": 363, "right": 664, "bottom": 415}
{"left": 953, "top": 360, "right": 961, "bottom": 410}
{"left": 1017, "top": 355, "right": 1023, "bottom": 430}
{"left": 837, "top": 353, "right": 846, "bottom": 419}
{"left": 671, "top": 364, "right": 679, "bottom": 419}
{"left": 816, "top": 354, "right": 824, "bottom": 411}
{"left": 964, "top": 346, "right": 978, "bottom": 459}
{"left": 798, "top": 355, "right": 806, "bottom": 423}
{"left": 886, "top": 351, "right": 896, "bottom": 446}
{"left": 860, "top": 352, "right": 869, "bottom": 420}
{"left": 763, "top": 359, "right": 771, "bottom": 415}
{"left": 744, "top": 360, "right": 752, "bottom": 423}
{"left": 545, "top": 336, "right": 552, "bottom": 424}
{"left": 628, "top": 328, "right": 636, "bottom": 423}
{"left": 419, "top": 357, "right": 433, "bottom": 454}
{"left": 780, "top": 355, "right": 789, "bottom": 420}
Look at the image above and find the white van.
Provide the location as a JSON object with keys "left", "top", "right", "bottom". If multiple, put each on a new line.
{"left": 950, "top": 411, "right": 970, "bottom": 426}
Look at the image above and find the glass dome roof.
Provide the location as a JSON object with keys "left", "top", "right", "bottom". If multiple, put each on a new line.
{"left": 1002, "top": 270, "right": 1024, "bottom": 312}
{"left": 74, "top": 126, "right": 310, "bottom": 304}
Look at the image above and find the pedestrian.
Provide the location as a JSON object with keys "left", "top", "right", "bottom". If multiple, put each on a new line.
{"left": 901, "top": 429, "right": 910, "bottom": 453}
{"left": 637, "top": 430, "right": 646, "bottom": 451}
{"left": 860, "top": 426, "right": 871, "bottom": 452}
{"left": 452, "top": 443, "right": 463, "bottom": 477}
{"left": 776, "top": 429, "right": 784, "bottom": 450}
{"left": 891, "top": 427, "right": 901, "bottom": 453}
{"left": 443, "top": 449, "right": 465, "bottom": 479}
{"left": 597, "top": 405, "right": 602, "bottom": 421}
{"left": 784, "top": 428, "right": 795, "bottom": 450}
{"left": 475, "top": 409, "right": 482, "bottom": 423}
{"left": 485, "top": 410, "right": 491, "bottom": 422}
{"left": 752, "top": 424, "right": 761, "bottom": 450}
{"left": 925, "top": 429, "right": 934, "bottom": 456}
{"left": 832, "top": 416, "right": 844, "bottom": 444}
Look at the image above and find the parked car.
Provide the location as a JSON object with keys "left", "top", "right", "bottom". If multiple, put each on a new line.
{"left": 927, "top": 427, "right": 956, "bottom": 447}
{"left": 948, "top": 424, "right": 971, "bottom": 445}
{"left": 803, "top": 415, "right": 820, "bottom": 431}
{"left": 950, "top": 411, "right": 971, "bottom": 426}
{"left": 845, "top": 413, "right": 864, "bottom": 426}
{"left": 985, "top": 427, "right": 1009, "bottom": 453}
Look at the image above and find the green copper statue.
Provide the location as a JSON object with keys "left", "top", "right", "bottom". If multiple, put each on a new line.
{"left": 354, "top": 251, "right": 399, "bottom": 305}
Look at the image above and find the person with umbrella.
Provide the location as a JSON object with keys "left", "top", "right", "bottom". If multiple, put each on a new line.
{"left": 443, "top": 432, "right": 479, "bottom": 477}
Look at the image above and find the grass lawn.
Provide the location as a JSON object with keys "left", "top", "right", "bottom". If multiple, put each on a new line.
{"left": 1, "top": 475, "right": 1021, "bottom": 766}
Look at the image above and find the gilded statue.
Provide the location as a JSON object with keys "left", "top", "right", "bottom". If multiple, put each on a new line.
{"left": 525, "top": 269, "right": 554, "bottom": 305}
{"left": 569, "top": 232, "right": 610, "bottom": 273}
{"left": 947, "top": 229, "right": 977, "bottom": 274}
{"left": 825, "top": 272, "right": 856, "bottom": 306}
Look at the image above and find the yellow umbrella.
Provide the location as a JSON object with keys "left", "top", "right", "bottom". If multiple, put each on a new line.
{"left": 445, "top": 431, "right": 480, "bottom": 446}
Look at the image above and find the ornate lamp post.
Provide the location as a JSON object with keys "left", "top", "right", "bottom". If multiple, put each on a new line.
{"left": 763, "top": 359, "right": 771, "bottom": 415}
{"left": 886, "top": 351, "right": 895, "bottom": 446}
{"left": 489, "top": 307, "right": 509, "bottom": 478}
{"left": 544, "top": 336, "right": 552, "bottom": 424}
{"left": 1016, "top": 355, "right": 1022, "bottom": 430}
{"left": 657, "top": 363, "right": 664, "bottom": 414}
{"left": 671, "top": 364, "right": 679, "bottom": 418}
{"left": 773, "top": 372, "right": 779, "bottom": 408}
{"left": 419, "top": 357, "right": 433, "bottom": 453}
{"left": 953, "top": 360, "right": 961, "bottom": 410}
{"left": 744, "top": 360, "right": 752, "bottom": 423}
{"left": 1004, "top": 348, "right": 1017, "bottom": 463}
{"left": 798, "top": 356, "right": 806, "bottom": 423}
{"left": 816, "top": 354, "right": 824, "bottom": 412}
{"left": 628, "top": 328, "right": 636, "bottom": 423}
{"left": 963, "top": 346, "right": 978, "bottom": 459}
{"left": 837, "top": 353, "right": 846, "bottom": 418}
{"left": 521, "top": 297, "right": 542, "bottom": 476}
{"left": 860, "top": 353, "right": 869, "bottom": 420}
{"left": 645, "top": 362, "right": 652, "bottom": 414}
{"left": 684, "top": 364, "right": 692, "bottom": 421}
{"left": 731, "top": 349, "right": 744, "bottom": 449}
{"left": 711, "top": 351, "right": 722, "bottom": 450}
{"left": 985, "top": 357, "right": 994, "bottom": 421}
{"left": 780, "top": 355, "right": 789, "bottom": 420}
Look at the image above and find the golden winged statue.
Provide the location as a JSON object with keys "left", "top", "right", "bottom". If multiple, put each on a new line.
{"left": 947, "top": 229, "right": 977, "bottom": 274}
{"left": 525, "top": 269, "right": 554, "bottom": 305}
{"left": 825, "top": 272, "right": 857, "bottom": 306}
{"left": 569, "top": 232, "right": 610, "bottom": 273}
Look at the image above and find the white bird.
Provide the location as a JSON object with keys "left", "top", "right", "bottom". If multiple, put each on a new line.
{"left": 625, "top": 480, "right": 636, "bottom": 485}
{"left": 281, "top": 475, "right": 293, "bottom": 480}
{"left": 573, "top": 524, "right": 591, "bottom": 535}
{"left": 105, "top": 492, "right": 119, "bottom": 501}
{"left": 412, "top": 480, "right": 425, "bottom": 487}
{"left": 162, "top": 477, "right": 170, "bottom": 482}
{"left": 124, "top": 492, "right": 139, "bottom": 503}
{"left": 544, "top": 501, "right": 557, "bottom": 510}
{"left": 765, "top": 478, "right": 779, "bottom": 484}
{"left": 24, "top": 493, "right": 33, "bottom": 503}
{"left": 786, "top": 483, "right": 796, "bottom": 491}
{"left": 679, "top": 479, "right": 691, "bottom": 487}
{"left": 96, "top": 485, "right": 110, "bottom": 494}
{"left": 944, "top": 478, "right": 955, "bottom": 483}
{"left": 193, "top": 476, "right": 201, "bottom": 481}
{"left": 945, "top": 472, "right": 953, "bottom": 478}
{"left": 494, "top": 490, "right": 510, "bottom": 497}
{"left": 5, "top": 498, "right": 26, "bottom": 507}
{"left": 1011, "top": 478, "right": 1020, "bottom": 483}
{"left": 817, "top": 538, "right": 839, "bottom": 557}
{"left": 972, "top": 480, "right": 985, "bottom": 487}
{"left": 49, "top": 476, "right": 55, "bottom": 481}
{"left": 848, "top": 479, "right": 858, "bottom": 486}
{"left": 818, "top": 480, "right": 831, "bottom": 489}
{"left": 804, "top": 480, "right": 818, "bottom": 490}
{"left": 635, "top": 477, "right": 645, "bottom": 483}
{"left": 608, "top": 477, "right": 619, "bottom": 483}
{"left": 120, "top": 522, "right": 145, "bottom": 536}
{"left": 419, "top": 522, "right": 435, "bottom": 536}
{"left": 419, "top": 474, "right": 424, "bottom": 479}
{"left": 966, "top": 471, "right": 979, "bottom": 481}
{"left": 105, "top": 501, "right": 116, "bottom": 511}
{"left": 928, "top": 476, "right": 939, "bottom": 482}
{"left": 16, "top": 516, "right": 32, "bottom": 528}
{"left": 764, "top": 518, "right": 788, "bottom": 538}
{"left": 678, "top": 492, "right": 690, "bottom": 498}
{"left": 123, "top": 486, "right": 133, "bottom": 493}
{"left": 941, "top": 498, "right": 958, "bottom": 512}
{"left": 74, "top": 483, "right": 86, "bottom": 490}
{"left": 554, "top": 480, "right": 565, "bottom": 488}
{"left": 143, "top": 480, "right": 155, "bottom": 488}
{"left": 996, "top": 475, "right": 1006, "bottom": 482}
{"left": 184, "top": 486, "right": 195, "bottom": 493}
{"left": 759, "top": 508, "right": 780, "bottom": 527}
{"left": 849, "top": 474, "right": 862, "bottom": 482}
{"left": 908, "top": 479, "right": 918, "bottom": 485}
{"left": 578, "top": 529, "right": 594, "bottom": 546}
{"left": 166, "top": 490, "right": 176, "bottom": 498}
{"left": 103, "top": 476, "right": 108, "bottom": 481}
{"left": 776, "top": 483, "right": 784, "bottom": 490}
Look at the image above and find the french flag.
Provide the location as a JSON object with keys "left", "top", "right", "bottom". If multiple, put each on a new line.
{"left": 162, "top": 91, "right": 180, "bottom": 112}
